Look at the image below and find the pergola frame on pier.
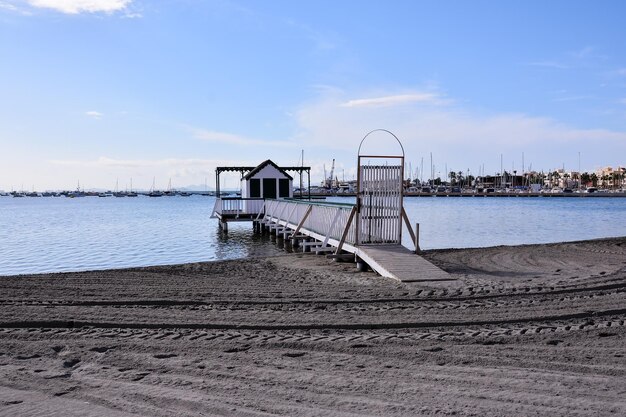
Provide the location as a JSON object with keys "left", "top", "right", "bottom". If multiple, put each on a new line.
{"left": 215, "top": 165, "right": 311, "bottom": 198}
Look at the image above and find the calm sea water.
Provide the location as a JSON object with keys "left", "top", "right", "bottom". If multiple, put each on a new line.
{"left": 0, "top": 195, "right": 625, "bottom": 276}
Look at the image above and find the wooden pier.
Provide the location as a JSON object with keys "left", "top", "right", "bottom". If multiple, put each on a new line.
{"left": 212, "top": 130, "right": 452, "bottom": 283}
{"left": 251, "top": 199, "right": 451, "bottom": 283}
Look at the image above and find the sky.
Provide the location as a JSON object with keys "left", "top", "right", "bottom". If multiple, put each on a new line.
{"left": 1, "top": 0, "right": 625, "bottom": 191}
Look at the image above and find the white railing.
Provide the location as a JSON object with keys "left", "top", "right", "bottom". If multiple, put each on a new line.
{"left": 261, "top": 198, "right": 418, "bottom": 252}
{"left": 214, "top": 197, "right": 417, "bottom": 252}
{"left": 212, "top": 197, "right": 265, "bottom": 218}
{"left": 263, "top": 199, "right": 358, "bottom": 246}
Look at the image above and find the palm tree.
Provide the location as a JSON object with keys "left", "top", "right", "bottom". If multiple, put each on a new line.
{"left": 581, "top": 172, "right": 591, "bottom": 188}
{"left": 449, "top": 171, "right": 457, "bottom": 186}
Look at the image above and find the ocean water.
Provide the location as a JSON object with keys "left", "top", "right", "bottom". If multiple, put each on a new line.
{"left": 0, "top": 195, "right": 625, "bottom": 276}
{"left": 390, "top": 197, "right": 625, "bottom": 250}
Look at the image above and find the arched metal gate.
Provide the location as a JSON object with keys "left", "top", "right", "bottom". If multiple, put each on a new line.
{"left": 356, "top": 129, "right": 405, "bottom": 245}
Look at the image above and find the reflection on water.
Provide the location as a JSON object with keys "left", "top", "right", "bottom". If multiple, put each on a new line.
{"left": 0, "top": 196, "right": 282, "bottom": 276}
{"left": 214, "top": 222, "right": 283, "bottom": 259}
{"left": 0, "top": 195, "right": 625, "bottom": 276}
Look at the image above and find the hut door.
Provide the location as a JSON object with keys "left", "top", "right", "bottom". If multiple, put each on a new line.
{"left": 262, "top": 178, "right": 277, "bottom": 199}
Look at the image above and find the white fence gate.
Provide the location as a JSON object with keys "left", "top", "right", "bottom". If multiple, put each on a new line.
{"left": 356, "top": 130, "right": 405, "bottom": 246}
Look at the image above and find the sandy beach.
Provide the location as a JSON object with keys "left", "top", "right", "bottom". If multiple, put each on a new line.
{"left": 1, "top": 237, "right": 625, "bottom": 416}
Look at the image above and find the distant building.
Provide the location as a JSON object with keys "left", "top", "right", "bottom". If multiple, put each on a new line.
{"left": 595, "top": 166, "right": 626, "bottom": 188}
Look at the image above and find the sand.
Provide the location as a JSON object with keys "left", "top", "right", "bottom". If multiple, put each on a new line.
{"left": 1, "top": 237, "right": 625, "bottom": 416}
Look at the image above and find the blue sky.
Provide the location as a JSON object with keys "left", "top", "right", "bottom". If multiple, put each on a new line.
{"left": 1, "top": 0, "right": 625, "bottom": 190}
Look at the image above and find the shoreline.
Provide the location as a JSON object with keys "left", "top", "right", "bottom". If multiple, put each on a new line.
{"left": 1, "top": 236, "right": 625, "bottom": 416}
{"left": 2, "top": 235, "right": 625, "bottom": 279}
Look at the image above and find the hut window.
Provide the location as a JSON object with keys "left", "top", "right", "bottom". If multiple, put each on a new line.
{"left": 250, "top": 179, "right": 260, "bottom": 198}
{"left": 279, "top": 179, "right": 290, "bottom": 197}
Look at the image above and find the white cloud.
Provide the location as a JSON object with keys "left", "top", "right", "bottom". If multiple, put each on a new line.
{"left": 293, "top": 88, "right": 626, "bottom": 172}
{"left": 50, "top": 156, "right": 230, "bottom": 169}
{"left": 46, "top": 157, "right": 250, "bottom": 189}
{"left": 85, "top": 110, "right": 103, "bottom": 119}
{"left": 526, "top": 61, "right": 569, "bottom": 69}
{"left": 0, "top": 1, "right": 18, "bottom": 11}
{"left": 189, "top": 127, "right": 296, "bottom": 148}
{"left": 26, "top": 0, "right": 131, "bottom": 14}
{"left": 342, "top": 93, "right": 443, "bottom": 108}
{"left": 0, "top": 1, "right": 32, "bottom": 14}
{"left": 569, "top": 46, "right": 594, "bottom": 59}
{"left": 121, "top": 11, "right": 140, "bottom": 18}
{"left": 552, "top": 95, "right": 592, "bottom": 102}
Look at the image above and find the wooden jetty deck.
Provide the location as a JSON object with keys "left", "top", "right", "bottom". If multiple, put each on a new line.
{"left": 354, "top": 245, "right": 451, "bottom": 282}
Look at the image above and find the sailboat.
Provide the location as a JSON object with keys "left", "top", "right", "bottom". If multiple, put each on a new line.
{"left": 68, "top": 180, "right": 85, "bottom": 198}
{"left": 148, "top": 177, "right": 163, "bottom": 197}
{"left": 113, "top": 179, "right": 125, "bottom": 197}
{"left": 201, "top": 177, "right": 211, "bottom": 196}
{"left": 164, "top": 178, "right": 174, "bottom": 196}
{"left": 126, "top": 178, "right": 138, "bottom": 197}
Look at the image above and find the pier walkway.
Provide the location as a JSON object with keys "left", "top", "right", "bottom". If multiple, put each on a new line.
{"left": 355, "top": 245, "right": 451, "bottom": 282}
{"left": 254, "top": 199, "right": 451, "bottom": 283}
{"left": 212, "top": 129, "right": 452, "bottom": 283}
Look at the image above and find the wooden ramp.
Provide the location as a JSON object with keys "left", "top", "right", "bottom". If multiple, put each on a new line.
{"left": 354, "top": 245, "right": 451, "bottom": 283}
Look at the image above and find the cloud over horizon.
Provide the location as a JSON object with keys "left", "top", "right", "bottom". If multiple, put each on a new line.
{"left": 341, "top": 93, "right": 444, "bottom": 108}
{"left": 294, "top": 88, "right": 626, "bottom": 172}
{"left": 26, "top": 0, "right": 131, "bottom": 14}
{"left": 190, "top": 128, "right": 296, "bottom": 148}
{"left": 47, "top": 156, "right": 250, "bottom": 189}
{"left": 85, "top": 110, "right": 103, "bottom": 119}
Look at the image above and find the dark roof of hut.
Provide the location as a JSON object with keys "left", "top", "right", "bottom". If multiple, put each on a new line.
{"left": 243, "top": 160, "right": 293, "bottom": 181}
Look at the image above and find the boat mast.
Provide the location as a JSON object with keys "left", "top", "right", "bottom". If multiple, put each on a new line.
{"left": 300, "top": 149, "right": 304, "bottom": 198}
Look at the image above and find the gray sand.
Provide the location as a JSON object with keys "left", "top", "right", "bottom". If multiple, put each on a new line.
{"left": 1, "top": 237, "right": 625, "bottom": 416}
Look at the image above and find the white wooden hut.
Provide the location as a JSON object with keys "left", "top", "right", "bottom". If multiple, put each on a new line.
{"left": 241, "top": 159, "right": 293, "bottom": 199}
{"left": 212, "top": 159, "right": 308, "bottom": 231}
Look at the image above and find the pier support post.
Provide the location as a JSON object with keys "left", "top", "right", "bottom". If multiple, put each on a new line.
{"left": 276, "top": 234, "right": 284, "bottom": 249}
{"left": 415, "top": 223, "right": 421, "bottom": 254}
{"left": 356, "top": 257, "right": 369, "bottom": 272}
{"left": 283, "top": 235, "right": 292, "bottom": 252}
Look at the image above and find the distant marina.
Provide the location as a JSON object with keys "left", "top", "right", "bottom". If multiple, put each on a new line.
{"left": 2, "top": 163, "right": 625, "bottom": 198}
{"left": 1, "top": 189, "right": 625, "bottom": 198}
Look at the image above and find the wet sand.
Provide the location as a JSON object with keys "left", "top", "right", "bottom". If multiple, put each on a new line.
{"left": 1, "top": 237, "right": 625, "bottom": 416}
